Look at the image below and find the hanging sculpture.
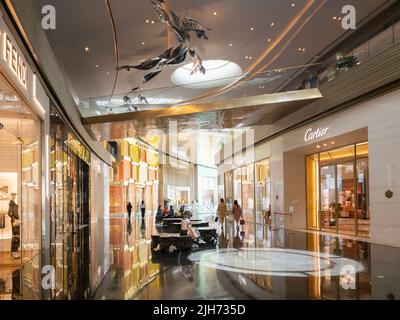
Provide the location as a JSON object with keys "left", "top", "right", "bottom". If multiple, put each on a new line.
{"left": 117, "top": 0, "right": 211, "bottom": 83}
{"left": 120, "top": 87, "right": 150, "bottom": 112}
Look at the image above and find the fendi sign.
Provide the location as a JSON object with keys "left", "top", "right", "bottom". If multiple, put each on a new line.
{"left": 3, "top": 32, "right": 28, "bottom": 89}
{"left": 304, "top": 127, "right": 330, "bottom": 142}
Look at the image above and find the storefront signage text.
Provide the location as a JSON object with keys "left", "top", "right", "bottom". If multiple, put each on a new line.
{"left": 304, "top": 127, "right": 330, "bottom": 142}
{"left": 3, "top": 33, "right": 27, "bottom": 89}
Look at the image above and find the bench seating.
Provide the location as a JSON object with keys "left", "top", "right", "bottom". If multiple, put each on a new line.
{"left": 151, "top": 233, "right": 192, "bottom": 253}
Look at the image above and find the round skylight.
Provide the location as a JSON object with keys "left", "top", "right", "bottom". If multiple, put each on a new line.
{"left": 171, "top": 60, "right": 242, "bottom": 89}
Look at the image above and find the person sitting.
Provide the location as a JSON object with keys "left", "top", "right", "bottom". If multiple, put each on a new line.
{"left": 156, "top": 205, "right": 163, "bottom": 223}
{"left": 168, "top": 205, "right": 175, "bottom": 217}
{"left": 180, "top": 213, "right": 191, "bottom": 236}
{"left": 162, "top": 206, "right": 170, "bottom": 219}
{"left": 175, "top": 210, "right": 183, "bottom": 218}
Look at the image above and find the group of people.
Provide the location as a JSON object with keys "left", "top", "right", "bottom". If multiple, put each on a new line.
{"left": 126, "top": 200, "right": 147, "bottom": 220}
{"left": 155, "top": 205, "right": 170, "bottom": 222}
{"left": 216, "top": 198, "right": 245, "bottom": 231}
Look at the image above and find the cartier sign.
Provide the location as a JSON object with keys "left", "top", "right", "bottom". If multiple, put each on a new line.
{"left": 304, "top": 127, "right": 330, "bottom": 142}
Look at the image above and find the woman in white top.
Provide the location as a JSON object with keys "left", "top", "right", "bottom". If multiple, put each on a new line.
{"left": 180, "top": 215, "right": 191, "bottom": 236}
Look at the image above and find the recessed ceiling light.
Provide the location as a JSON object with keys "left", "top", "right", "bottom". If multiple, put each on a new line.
{"left": 323, "top": 143, "right": 328, "bottom": 147}
{"left": 229, "top": 43, "right": 233, "bottom": 47}
{"left": 330, "top": 141, "right": 335, "bottom": 145}
{"left": 249, "top": 56, "right": 253, "bottom": 60}
{"left": 213, "top": 11, "right": 217, "bottom": 16}
{"left": 106, "top": 72, "right": 110, "bottom": 75}
{"left": 142, "top": 41, "right": 146, "bottom": 45}
{"left": 171, "top": 60, "right": 243, "bottom": 89}
{"left": 250, "top": 27, "right": 254, "bottom": 31}
{"left": 245, "top": 56, "right": 248, "bottom": 59}
{"left": 291, "top": 3, "right": 296, "bottom": 7}
{"left": 270, "top": 22, "right": 275, "bottom": 26}
{"left": 267, "top": 38, "right": 272, "bottom": 42}
{"left": 84, "top": 47, "right": 90, "bottom": 52}
{"left": 333, "top": 16, "right": 337, "bottom": 20}
{"left": 145, "top": 19, "right": 149, "bottom": 23}
{"left": 338, "top": 17, "right": 342, "bottom": 21}
{"left": 151, "top": 20, "right": 155, "bottom": 24}
{"left": 95, "top": 64, "right": 99, "bottom": 68}
{"left": 316, "top": 145, "right": 321, "bottom": 149}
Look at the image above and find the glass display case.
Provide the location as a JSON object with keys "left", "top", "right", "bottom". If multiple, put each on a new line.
{"left": 242, "top": 164, "right": 255, "bottom": 223}
{"left": 255, "top": 159, "right": 271, "bottom": 225}
{"left": 49, "top": 107, "right": 91, "bottom": 299}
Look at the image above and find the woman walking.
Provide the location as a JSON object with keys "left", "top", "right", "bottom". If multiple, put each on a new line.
{"left": 127, "top": 202, "right": 133, "bottom": 220}
{"left": 140, "top": 201, "right": 146, "bottom": 220}
{"left": 216, "top": 198, "right": 228, "bottom": 229}
{"left": 232, "top": 200, "right": 244, "bottom": 231}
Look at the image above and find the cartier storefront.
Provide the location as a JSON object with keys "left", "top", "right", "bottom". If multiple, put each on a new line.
{"left": 219, "top": 87, "right": 400, "bottom": 247}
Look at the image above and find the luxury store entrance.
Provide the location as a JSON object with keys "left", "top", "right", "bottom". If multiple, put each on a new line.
{"left": 0, "top": 73, "right": 41, "bottom": 299}
{"left": 306, "top": 142, "right": 370, "bottom": 237}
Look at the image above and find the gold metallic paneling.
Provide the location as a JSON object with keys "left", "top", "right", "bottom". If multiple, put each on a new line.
{"left": 83, "top": 89, "right": 322, "bottom": 140}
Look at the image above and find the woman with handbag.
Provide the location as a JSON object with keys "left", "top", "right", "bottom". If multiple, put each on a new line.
{"left": 232, "top": 200, "right": 244, "bottom": 231}
{"left": 216, "top": 198, "right": 228, "bottom": 229}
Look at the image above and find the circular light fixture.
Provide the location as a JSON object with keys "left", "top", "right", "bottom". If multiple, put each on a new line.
{"left": 171, "top": 60, "right": 243, "bottom": 89}
{"left": 189, "top": 248, "right": 365, "bottom": 277}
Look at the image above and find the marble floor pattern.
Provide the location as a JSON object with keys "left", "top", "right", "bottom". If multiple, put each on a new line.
{"left": 95, "top": 214, "right": 400, "bottom": 300}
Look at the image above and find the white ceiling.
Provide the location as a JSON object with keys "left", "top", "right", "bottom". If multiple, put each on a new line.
{"left": 39, "top": 0, "right": 389, "bottom": 117}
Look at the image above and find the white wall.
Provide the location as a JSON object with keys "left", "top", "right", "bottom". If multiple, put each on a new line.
{"left": 219, "top": 88, "right": 400, "bottom": 247}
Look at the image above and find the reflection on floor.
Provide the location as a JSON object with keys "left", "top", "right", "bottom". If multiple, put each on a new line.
{"left": 96, "top": 214, "right": 400, "bottom": 300}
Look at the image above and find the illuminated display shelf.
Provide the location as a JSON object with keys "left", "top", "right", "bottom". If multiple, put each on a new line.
{"left": 110, "top": 139, "right": 159, "bottom": 216}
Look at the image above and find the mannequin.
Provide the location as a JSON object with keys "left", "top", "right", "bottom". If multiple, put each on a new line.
{"left": 7, "top": 193, "right": 20, "bottom": 259}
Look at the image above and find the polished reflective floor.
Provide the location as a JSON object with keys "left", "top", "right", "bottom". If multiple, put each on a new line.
{"left": 94, "top": 214, "right": 400, "bottom": 300}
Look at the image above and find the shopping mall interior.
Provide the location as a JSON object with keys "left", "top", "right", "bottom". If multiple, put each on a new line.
{"left": 0, "top": 0, "right": 400, "bottom": 303}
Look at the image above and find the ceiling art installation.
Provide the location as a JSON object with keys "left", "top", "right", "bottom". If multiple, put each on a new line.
{"left": 117, "top": 0, "right": 212, "bottom": 84}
